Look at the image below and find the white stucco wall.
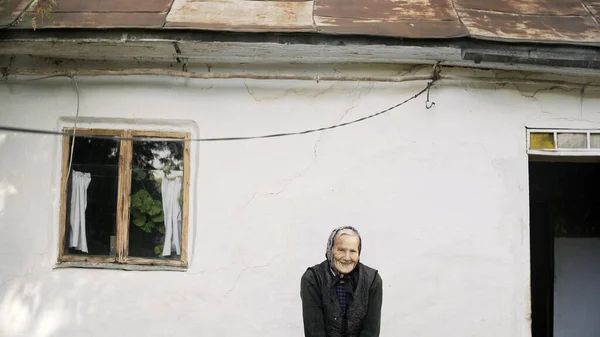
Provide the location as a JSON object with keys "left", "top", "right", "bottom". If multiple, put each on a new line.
{"left": 1, "top": 67, "right": 599, "bottom": 337}
{"left": 554, "top": 238, "right": 600, "bottom": 337}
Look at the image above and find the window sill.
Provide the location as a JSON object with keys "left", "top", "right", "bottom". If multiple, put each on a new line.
{"left": 55, "top": 261, "right": 187, "bottom": 272}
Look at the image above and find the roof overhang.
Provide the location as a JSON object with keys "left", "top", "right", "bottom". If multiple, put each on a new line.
{"left": 1, "top": 30, "right": 600, "bottom": 76}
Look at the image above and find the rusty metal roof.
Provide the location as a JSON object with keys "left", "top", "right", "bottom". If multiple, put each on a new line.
{"left": 1, "top": 0, "right": 600, "bottom": 46}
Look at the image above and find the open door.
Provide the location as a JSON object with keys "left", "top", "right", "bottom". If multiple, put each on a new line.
{"left": 529, "top": 159, "right": 600, "bottom": 337}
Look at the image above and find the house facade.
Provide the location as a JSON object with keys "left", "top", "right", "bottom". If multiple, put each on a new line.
{"left": 1, "top": 1, "right": 600, "bottom": 337}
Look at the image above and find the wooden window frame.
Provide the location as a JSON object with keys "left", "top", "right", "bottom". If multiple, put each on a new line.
{"left": 58, "top": 128, "right": 190, "bottom": 268}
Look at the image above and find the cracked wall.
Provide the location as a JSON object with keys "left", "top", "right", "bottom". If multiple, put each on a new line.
{"left": 0, "top": 69, "right": 599, "bottom": 337}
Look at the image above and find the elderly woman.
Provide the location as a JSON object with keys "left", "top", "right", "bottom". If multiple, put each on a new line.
{"left": 301, "top": 226, "right": 383, "bottom": 337}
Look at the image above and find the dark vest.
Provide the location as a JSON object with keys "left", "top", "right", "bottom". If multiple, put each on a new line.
{"left": 308, "top": 261, "right": 379, "bottom": 337}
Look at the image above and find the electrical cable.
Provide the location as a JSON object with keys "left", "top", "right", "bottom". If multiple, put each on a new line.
{"left": 65, "top": 75, "right": 80, "bottom": 182}
{"left": 0, "top": 69, "right": 439, "bottom": 142}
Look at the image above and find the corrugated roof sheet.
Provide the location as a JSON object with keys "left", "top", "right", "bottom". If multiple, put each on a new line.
{"left": 0, "top": 0, "right": 31, "bottom": 26}
{"left": 1, "top": 0, "right": 600, "bottom": 46}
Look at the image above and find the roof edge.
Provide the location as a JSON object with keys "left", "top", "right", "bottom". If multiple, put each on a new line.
{"left": 1, "top": 29, "right": 599, "bottom": 75}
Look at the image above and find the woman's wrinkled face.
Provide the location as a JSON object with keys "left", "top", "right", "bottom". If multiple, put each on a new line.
{"left": 332, "top": 234, "right": 360, "bottom": 274}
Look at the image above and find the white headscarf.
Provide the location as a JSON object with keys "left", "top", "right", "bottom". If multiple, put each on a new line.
{"left": 325, "top": 226, "right": 362, "bottom": 267}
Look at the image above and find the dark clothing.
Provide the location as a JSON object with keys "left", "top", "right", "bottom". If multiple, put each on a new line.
{"left": 336, "top": 278, "right": 348, "bottom": 313}
{"left": 301, "top": 261, "right": 383, "bottom": 337}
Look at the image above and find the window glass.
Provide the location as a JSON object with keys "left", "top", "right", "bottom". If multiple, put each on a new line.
{"left": 65, "top": 136, "right": 120, "bottom": 256}
{"left": 128, "top": 139, "right": 184, "bottom": 259}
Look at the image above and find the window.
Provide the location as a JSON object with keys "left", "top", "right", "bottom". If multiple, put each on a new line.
{"left": 58, "top": 129, "right": 190, "bottom": 269}
{"left": 529, "top": 129, "right": 600, "bottom": 154}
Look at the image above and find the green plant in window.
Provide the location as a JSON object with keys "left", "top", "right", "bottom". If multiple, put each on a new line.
{"left": 131, "top": 189, "right": 164, "bottom": 233}
{"left": 131, "top": 168, "right": 166, "bottom": 256}
{"left": 130, "top": 141, "right": 184, "bottom": 257}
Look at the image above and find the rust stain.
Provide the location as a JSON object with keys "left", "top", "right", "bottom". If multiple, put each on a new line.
{"left": 454, "top": 0, "right": 589, "bottom": 16}
{"left": 313, "top": 0, "right": 470, "bottom": 38}
{"left": 315, "top": 0, "right": 459, "bottom": 21}
{"left": 458, "top": 9, "right": 600, "bottom": 43}
{"left": 2, "top": 0, "right": 600, "bottom": 46}
{"left": 15, "top": 12, "right": 169, "bottom": 29}
{"left": 583, "top": 2, "right": 600, "bottom": 18}
{"left": 12, "top": 0, "right": 174, "bottom": 28}
{"left": 315, "top": 16, "right": 469, "bottom": 38}
{"left": 51, "top": 0, "right": 175, "bottom": 13}
{"left": 0, "top": 0, "right": 33, "bottom": 26}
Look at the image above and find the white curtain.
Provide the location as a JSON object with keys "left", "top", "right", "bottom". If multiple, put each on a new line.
{"left": 69, "top": 170, "right": 91, "bottom": 253}
{"left": 161, "top": 176, "right": 183, "bottom": 256}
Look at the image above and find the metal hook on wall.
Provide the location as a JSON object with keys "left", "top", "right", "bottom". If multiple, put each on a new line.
{"left": 425, "top": 85, "right": 435, "bottom": 109}
{"left": 425, "top": 62, "right": 441, "bottom": 109}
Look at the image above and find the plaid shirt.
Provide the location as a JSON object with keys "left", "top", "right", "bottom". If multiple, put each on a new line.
{"left": 331, "top": 267, "right": 349, "bottom": 314}
{"left": 336, "top": 278, "right": 348, "bottom": 313}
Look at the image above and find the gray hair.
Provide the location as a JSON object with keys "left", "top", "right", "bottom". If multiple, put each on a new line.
{"left": 325, "top": 226, "right": 362, "bottom": 266}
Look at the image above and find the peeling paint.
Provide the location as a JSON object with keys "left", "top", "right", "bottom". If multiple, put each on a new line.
{"left": 2, "top": 0, "right": 599, "bottom": 46}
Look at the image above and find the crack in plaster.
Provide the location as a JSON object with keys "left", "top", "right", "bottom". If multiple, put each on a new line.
{"left": 243, "top": 80, "right": 335, "bottom": 102}
{"left": 543, "top": 117, "right": 600, "bottom": 124}
{"left": 223, "top": 263, "right": 271, "bottom": 298}
{"left": 580, "top": 85, "right": 587, "bottom": 117}
{"left": 243, "top": 189, "right": 285, "bottom": 208}
{"left": 514, "top": 85, "right": 578, "bottom": 99}
{"left": 397, "top": 64, "right": 422, "bottom": 76}
{"left": 513, "top": 84, "right": 580, "bottom": 114}
{"left": 313, "top": 82, "right": 374, "bottom": 157}
{"left": 465, "top": 142, "right": 498, "bottom": 171}
{"left": 242, "top": 167, "right": 308, "bottom": 208}
{"left": 241, "top": 82, "right": 373, "bottom": 208}
{"left": 0, "top": 279, "right": 14, "bottom": 293}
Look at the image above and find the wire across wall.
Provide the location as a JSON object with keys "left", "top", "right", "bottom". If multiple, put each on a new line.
{"left": 0, "top": 66, "right": 441, "bottom": 143}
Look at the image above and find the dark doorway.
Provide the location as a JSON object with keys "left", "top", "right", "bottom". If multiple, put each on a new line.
{"left": 529, "top": 159, "right": 600, "bottom": 337}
